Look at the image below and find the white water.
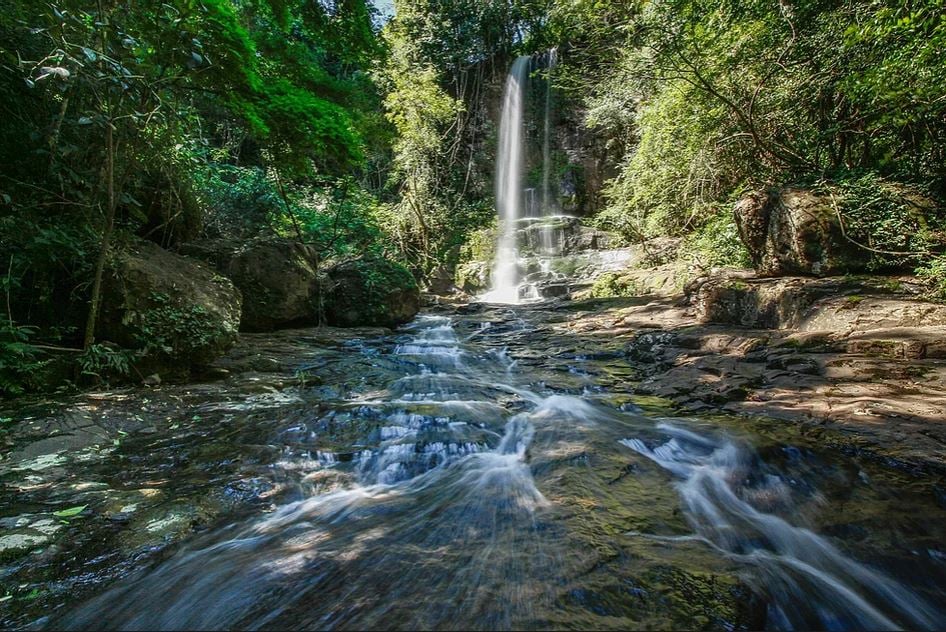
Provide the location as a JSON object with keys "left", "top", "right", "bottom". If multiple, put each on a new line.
{"left": 56, "top": 314, "right": 946, "bottom": 630}
{"left": 484, "top": 55, "right": 531, "bottom": 304}
{"left": 621, "top": 423, "right": 941, "bottom": 630}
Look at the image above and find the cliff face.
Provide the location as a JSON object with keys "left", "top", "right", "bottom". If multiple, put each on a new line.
{"left": 473, "top": 55, "right": 625, "bottom": 219}
{"left": 553, "top": 108, "right": 624, "bottom": 217}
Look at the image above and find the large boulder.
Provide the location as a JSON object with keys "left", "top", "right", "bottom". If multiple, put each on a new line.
{"left": 426, "top": 263, "right": 456, "bottom": 295}
{"left": 455, "top": 261, "right": 491, "bottom": 294}
{"left": 182, "top": 238, "right": 322, "bottom": 332}
{"left": 99, "top": 240, "right": 242, "bottom": 368}
{"left": 324, "top": 256, "right": 420, "bottom": 328}
{"left": 733, "top": 187, "right": 860, "bottom": 276}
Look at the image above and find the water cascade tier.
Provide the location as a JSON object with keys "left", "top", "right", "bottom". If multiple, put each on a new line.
{"left": 16, "top": 305, "right": 941, "bottom": 631}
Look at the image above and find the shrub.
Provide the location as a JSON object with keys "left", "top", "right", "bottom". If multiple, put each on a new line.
{"left": 133, "top": 293, "right": 232, "bottom": 365}
{"left": 0, "top": 323, "right": 47, "bottom": 397}
{"left": 589, "top": 272, "right": 643, "bottom": 298}
{"left": 682, "top": 207, "right": 752, "bottom": 269}
{"left": 917, "top": 254, "right": 946, "bottom": 302}
{"left": 817, "top": 175, "right": 946, "bottom": 272}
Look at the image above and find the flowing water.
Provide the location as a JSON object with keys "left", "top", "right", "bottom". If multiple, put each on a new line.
{"left": 485, "top": 55, "right": 532, "bottom": 304}
{"left": 15, "top": 304, "right": 942, "bottom": 630}
{"left": 486, "top": 52, "right": 566, "bottom": 304}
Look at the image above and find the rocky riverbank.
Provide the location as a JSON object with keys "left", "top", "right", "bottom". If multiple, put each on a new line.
{"left": 536, "top": 271, "right": 946, "bottom": 475}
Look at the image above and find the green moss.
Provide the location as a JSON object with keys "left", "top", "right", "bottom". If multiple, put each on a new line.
{"left": 589, "top": 272, "right": 643, "bottom": 299}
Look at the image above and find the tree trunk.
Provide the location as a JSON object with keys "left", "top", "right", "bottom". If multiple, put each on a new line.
{"left": 83, "top": 122, "right": 116, "bottom": 350}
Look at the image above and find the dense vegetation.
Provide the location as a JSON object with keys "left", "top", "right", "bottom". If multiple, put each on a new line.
{"left": 565, "top": 0, "right": 946, "bottom": 269}
{"left": 1, "top": 0, "right": 393, "bottom": 393}
{"left": 2, "top": 0, "right": 945, "bottom": 395}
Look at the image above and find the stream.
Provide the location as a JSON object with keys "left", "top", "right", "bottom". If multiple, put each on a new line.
{"left": 3, "top": 303, "right": 946, "bottom": 630}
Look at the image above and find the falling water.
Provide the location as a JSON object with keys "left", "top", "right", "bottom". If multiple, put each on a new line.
{"left": 484, "top": 55, "right": 531, "bottom": 304}
{"left": 540, "top": 48, "right": 558, "bottom": 216}
{"left": 485, "top": 51, "right": 565, "bottom": 303}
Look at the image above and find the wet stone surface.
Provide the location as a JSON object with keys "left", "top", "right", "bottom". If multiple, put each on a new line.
{"left": 0, "top": 305, "right": 945, "bottom": 629}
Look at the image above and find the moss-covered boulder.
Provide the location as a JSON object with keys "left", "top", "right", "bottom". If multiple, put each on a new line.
{"left": 99, "top": 241, "right": 242, "bottom": 370}
{"left": 734, "top": 187, "right": 860, "bottom": 276}
{"left": 324, "top": 256, "right": 419, "bottom": 328}
{"left": 181, "top": 238, "right": 322, "bottom": 332}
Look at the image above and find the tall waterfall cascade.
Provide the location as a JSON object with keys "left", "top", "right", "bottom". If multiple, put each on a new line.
{"left": 483, "top": 51, "right": 566, "bottom": 304}
{"left": 483, "top": 55, "right": 531, "bottom": 304}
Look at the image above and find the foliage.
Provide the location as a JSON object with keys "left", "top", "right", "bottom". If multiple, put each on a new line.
{"left": 458, "top": 224, "right": 498, "bottom": 266}
{"left": 816, "top": 175, "right": 946, "bottom": 272}
{"left": 199, "top": 166, "right": 285, "bottom": 238}
{"left": 554, "top": 0, "right": 946, "bottom": 275}
{"left": 0, "top": 323, "right": 47, "bottom": 397}
{"left": 594, "top": 81, "right": 728, "bottom": 240}
{"left": 917, "top": 255, "right": 946, "bottom": 302}
{"left": 0, "top": 0, "right": 393, "bottom": 389}
{"left": 589, "top": 272, "right": 643, "bottom": 299}
{"left": 681, "top": 207, "right": 752, "bottom": 269}
{"left": 133, "top": 293, "right": 228, "bottom": 363}
{"left": 376, "top": 0, "right": 546, "bottom": 274}
{"left": 294, "top": 178, "right": 386, "bottom": 259}
{"left": 77, "top": 343, "right": 133, "bottom": 383}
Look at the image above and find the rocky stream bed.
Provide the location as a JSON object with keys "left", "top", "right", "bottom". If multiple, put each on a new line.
{"left": 1, "top": 296, "right": 945, "bottom": 629}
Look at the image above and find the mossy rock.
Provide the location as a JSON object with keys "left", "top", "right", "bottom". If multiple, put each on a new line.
{"left": 99, "top": 240, "right": 242, "bottom": 371}
{"left": 324, "top": 256, "right": 420, "bottom": 328}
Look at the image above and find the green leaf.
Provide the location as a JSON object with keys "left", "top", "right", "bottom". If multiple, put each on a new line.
{"left": 52, "top": 505, "right": 87, "bottom": 518}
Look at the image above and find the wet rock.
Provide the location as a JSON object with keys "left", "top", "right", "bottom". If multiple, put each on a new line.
{"left": 99, "top": 240, "right": 242, "bottom": 369}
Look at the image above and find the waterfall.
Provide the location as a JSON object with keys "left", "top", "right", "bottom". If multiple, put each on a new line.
{"left": 541, "top": 48, "right": 557, "bottom": 215}
{"left": 539, "top": 48, "right": 558, "bottom": 255}
{"left": 485, "top": 50, "right": 560, "bottom": 304}
{"left": 484, "top": 55, "right": 531, "bottom": 304}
